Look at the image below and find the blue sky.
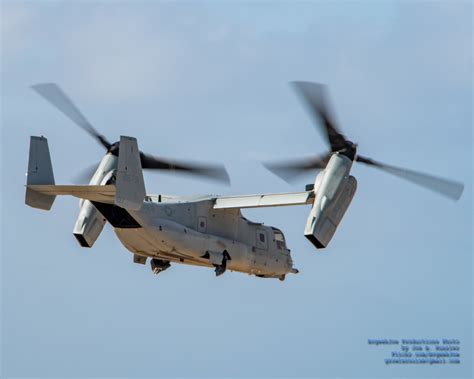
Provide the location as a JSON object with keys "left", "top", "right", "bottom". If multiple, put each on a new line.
{"left": 1, "top": 1, "right": 472, "bottom": 378}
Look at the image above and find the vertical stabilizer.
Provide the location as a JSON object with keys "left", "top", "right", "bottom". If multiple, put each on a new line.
{"left": 115, "top": 136, "right": 146, "bottom": 210}
{"left": 25, "top": 136, "right": 56, "bottom": 210}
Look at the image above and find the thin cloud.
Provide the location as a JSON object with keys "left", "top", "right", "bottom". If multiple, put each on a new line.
{"left": 1, "top": 3, "right": 34, "bottom": 58}
{"left": 64, "top": 8, "right": 178, "bottom": 101}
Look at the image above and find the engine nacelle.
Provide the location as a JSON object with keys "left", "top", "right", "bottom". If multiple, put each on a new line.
{"left": 73, "top": 154, "right": 117, "bottom": 247}
{"left": 73, "top": 200, "right": 106, "bottom": 247}
{"left": 305, "top": 153, "right": 357, "bottom": 249}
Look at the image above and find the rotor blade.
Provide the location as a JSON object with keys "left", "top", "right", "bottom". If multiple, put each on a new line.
{"left": 292, "top": 81, "right": 348, "bottom": 152}
{"left": 140, "top": 152, "right": 230, "bottom": 184}
{"left": 356, "top": 155, "right": 464, "bottom": 201}
{"left": 31, "top": 83, "right": 111, "bottom": 149}
{"left": 264, "top": 154, "right": 330, "bottom": 183}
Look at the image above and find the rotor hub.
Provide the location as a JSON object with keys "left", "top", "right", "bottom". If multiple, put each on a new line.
{"left": 107, "top": 141, "right": 120, "bottom": 156}
{"left": 338, "top": 140, "right": 357, "bottom": 161}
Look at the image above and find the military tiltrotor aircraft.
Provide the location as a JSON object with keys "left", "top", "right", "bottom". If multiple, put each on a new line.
{"left": 25, "top": 82, "right": 464, "bottom": 281}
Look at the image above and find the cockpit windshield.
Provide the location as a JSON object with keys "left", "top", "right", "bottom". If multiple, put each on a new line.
{"left": 272, "top": 228, "right": 286, "bottom": 250}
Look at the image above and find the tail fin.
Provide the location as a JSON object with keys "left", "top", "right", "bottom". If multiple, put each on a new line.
{"left": 115, "top": 136, "right": 146, "bottom": 210}
{"left": 25, "top": 136, "right": 56, "bottom": 210}
{"left": 25, "top": 135, "right": 145, "bottom": 211}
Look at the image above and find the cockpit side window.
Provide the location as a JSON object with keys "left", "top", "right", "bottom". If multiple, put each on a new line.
{"left": 273, "top": 229, "right": 286, "bottom": 250}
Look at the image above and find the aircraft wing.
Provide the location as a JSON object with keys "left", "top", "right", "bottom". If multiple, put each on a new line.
{"left": 213, "top": 191, "right": 314, "bottom": 209}
{"left": 27, "top": 184, "right": 116, "bottom": 203}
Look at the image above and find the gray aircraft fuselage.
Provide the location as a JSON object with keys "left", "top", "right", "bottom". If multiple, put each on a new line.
{"left": 76, "top": 154, "right": 296, "bottom": 279}
{"left": 119, "top": 198, "right": 294, "bottom": 278}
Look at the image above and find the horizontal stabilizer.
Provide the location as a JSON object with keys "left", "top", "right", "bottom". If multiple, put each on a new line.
{"left": 213, "top": 191, "right": 314, "bottom": 209}
{"left": 27, "top": 185, "right": 116, "bottom": 203}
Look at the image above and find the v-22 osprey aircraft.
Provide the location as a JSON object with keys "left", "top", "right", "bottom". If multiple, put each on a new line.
{"left": 25, "top": 83, "right": 464, "bottom": 281}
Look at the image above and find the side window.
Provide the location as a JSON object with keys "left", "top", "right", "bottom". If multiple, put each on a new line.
{"left": 256, "top": 229, "right": 268, "bottom": 250}
{"left": 197, "top": 216, "right": 207, "bottom": 233}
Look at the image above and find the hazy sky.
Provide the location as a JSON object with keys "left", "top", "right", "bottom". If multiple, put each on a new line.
{"left": 1, "top": 1, "right": 472, "bottom": 378}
